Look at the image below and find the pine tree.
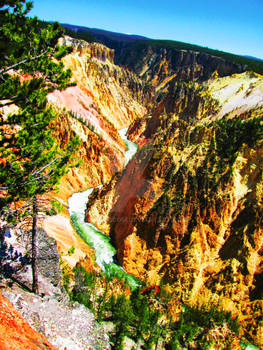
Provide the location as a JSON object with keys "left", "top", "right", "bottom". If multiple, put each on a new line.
{"left": 0, "top": 0, "right": 79, "bottom": 293}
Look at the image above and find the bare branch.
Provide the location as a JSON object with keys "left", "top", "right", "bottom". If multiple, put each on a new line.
{"left": 0, "top": 130, "right": 18, "bottom": 136}
{"left": 0, "top": 100, "right": 17, "bottom": 108}
{"left": 30, "top": 156, "right": 63, "bottom": 177}
{"left": 0, "top": 156, "right": 63, "bottom": 191}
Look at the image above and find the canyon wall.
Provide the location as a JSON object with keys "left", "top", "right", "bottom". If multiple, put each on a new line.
{"left": 47, "top": 36, "right": 152, "bottom": 201}
{"left": 86, "top": 72, "right": 263, "bottom": 345}
{"left": 59, "top": 36, "right": 151, "bottom": 129}
{"left": 41, "top": 36, "right": 151, "bottom": 267}
{"left": 48, "top": 36, "right": 248, "bottom": 201}
{"left": 116, "top": 43, "right": 245, "bottom": 89}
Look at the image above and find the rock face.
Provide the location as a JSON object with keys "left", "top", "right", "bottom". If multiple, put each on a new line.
{"left": 59, "top": 36, "right": 151, "bottom": 129}
{"left": 41, "top": 36, "right": 151, "bottom": 264}
{"left": 0, "top": 292, "right": 57, "bottom": 350}
{"left": 2, "top": 285, "right": 109, "bottom": 350}
{"left": 1, "top": 223, "right": 108, "bottom": 349}
{"left": 116, "top": 43, "right": 245, "bottom": 90}
{"left": 46, "top": 36, "right": 151, "bottom": 203}
{"left": 1, "top": 224, "right": 63, "bottom": 296}
{"left": 86, "top": 72, "right": 263, "bottom": 346}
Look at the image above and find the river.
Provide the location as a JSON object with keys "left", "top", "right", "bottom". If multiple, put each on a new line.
{"left": 68, "top": 128, "right": 139, "bottom": 289}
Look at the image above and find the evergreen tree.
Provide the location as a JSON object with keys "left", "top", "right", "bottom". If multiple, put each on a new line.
{"left": 0, "top": 0, "right": 79, "bottom": 293}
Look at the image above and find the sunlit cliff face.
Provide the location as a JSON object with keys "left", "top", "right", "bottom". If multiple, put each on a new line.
{"left": 58, "top": 36, "right": 149, "bottom": 128}
{"left": 86, "top": 72, "right": 263, "bottom": 344}
{"left": 40, "top": 36, "right": 150, "bottom": 268}
{"left": 46, "top": 36, "right": 151, "bottom": 203}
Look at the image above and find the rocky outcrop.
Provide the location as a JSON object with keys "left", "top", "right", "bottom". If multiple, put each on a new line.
{"left": 0, "top": 291, "right": 57, "bottom": 350}
{"left": 2, "top": 285, "right": 109, "bottom": 350}
{"left": 1, "top": 222, "right": 64, "bottom": 296}
{"left": 1, "top": 222, "right": 107, "bottom": 349}
{"left": 59, "top": 36, "right": 151, "bottom": 129}
{"left": 86, "top": 72, "right": 263, "bottom": 346}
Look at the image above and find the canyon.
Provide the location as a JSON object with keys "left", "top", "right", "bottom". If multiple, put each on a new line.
{"left": 1, "top": 30, "right": 263, "bottom": 349}
{"left": 85, "top": 70, "right": 263, "bottom": 346}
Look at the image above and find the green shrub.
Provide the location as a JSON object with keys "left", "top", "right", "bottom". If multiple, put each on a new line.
{"left": 169, "top": 304, "right": 239, "bottom": 349}
{"left": 69, "top": 265, "right": 242, "bottom": 349}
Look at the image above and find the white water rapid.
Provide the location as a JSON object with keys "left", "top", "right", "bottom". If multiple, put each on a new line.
{"left": 118, "top": 128, "right": 138, "bottom": 165}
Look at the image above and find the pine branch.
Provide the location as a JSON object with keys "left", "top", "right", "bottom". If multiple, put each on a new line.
{"left": 0, "top": 50, "right": 49, "bottom": 75}
{"left": 0, "top": 198, "right": 33, "bottom": 217}
{"left": 0, "top": 156, "right": 63, "bottom": 191}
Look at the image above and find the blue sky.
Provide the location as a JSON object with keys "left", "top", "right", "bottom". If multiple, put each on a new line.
{"left": 30, "top": 0, "right": 263, "bottom": 59}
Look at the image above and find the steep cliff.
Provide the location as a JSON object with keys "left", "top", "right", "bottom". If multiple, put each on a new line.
{"left": 40, "top": 36, "right": 152, "bottom": 261}
{"left": 86, "top": 72, "right": 263, "bottom": 346}
{"left": 46, "top": 36, "right": 152, "bottom": 201}
{"left": 116, "top": 42, "right": 245, "bottom": 91}
{"left": 48, "top": 105, "right": 126, "bottom": 203}
{"left": 59, "top": 36, "right": 151, "bottom": 129}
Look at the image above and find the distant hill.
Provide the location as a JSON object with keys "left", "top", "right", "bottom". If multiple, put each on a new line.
{"left": 61, "top": 23, "right": 149, "bottom": 47}
{"left": 243, "top": 55, "right": 263, "bottom": 62}
{"left": 59, "top": 22, "right": 263, "bottom": 76}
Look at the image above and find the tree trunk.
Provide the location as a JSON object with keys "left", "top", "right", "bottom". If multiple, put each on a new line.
{"left": 32, "top": 196, "right": 39, "bottom": 295}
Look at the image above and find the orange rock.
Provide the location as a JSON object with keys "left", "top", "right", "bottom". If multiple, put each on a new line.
{"left": 0, "top": 292, "right": 56, "bottom": 350}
